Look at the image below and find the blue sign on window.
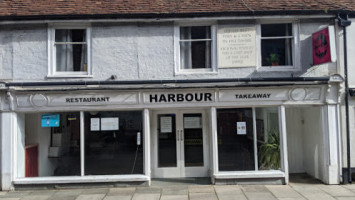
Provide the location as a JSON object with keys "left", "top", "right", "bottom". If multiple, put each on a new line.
{"left": 41, "top": 114, "right": 60, "bottom": 127}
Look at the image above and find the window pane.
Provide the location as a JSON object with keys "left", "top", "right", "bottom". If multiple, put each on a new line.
{"left": 55, "top": 29, "right": 86, "bottom": 42}
{"left": 85, "top": 111, "right": 143, "bottom": 175}
{"left": 217, "top": 108, "right": 255, "bottom": 171}
{"left": 256, "top": 108, "right": 281, "bottom": 170}
{"left": 180, "top": 41, "right": 211, "bottom": 69}
{"left": 261, "top": 24, "right": 292, "bottom": 37}
{"left": 184, "top": 113, "right": 203, "bottom": 167}
{"left": 180, "top": 26, "right": 211, "bottom": 40}
{"left": 19, "top": 112, "right": 81, "bottom": 178}
{"left": 261, "top": 39, "right": 293, "bottom": 66}
{"left": 56, "top": 44, "right": 87, "bottom": 72}
{"left": 158, "top": 114, "right": 177, "bottom": 168}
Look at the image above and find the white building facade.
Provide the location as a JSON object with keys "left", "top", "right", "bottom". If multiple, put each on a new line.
{"left": 0, "top": 5, "right": 351, "bottom": 189}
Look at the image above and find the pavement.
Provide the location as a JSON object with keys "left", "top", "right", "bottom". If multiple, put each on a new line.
{"left": 0, "top": 177, "right": 355, "bottom": 200}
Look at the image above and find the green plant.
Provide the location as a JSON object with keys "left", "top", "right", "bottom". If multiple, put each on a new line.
{"left": 266, "top": 53, "right": 280, "bottom": 65}
{"left": 259, "top": 129, "right": 280, "bottom": 170}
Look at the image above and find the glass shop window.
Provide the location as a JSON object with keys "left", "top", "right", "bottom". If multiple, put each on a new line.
{"left": 179, "top": 26, "right": 212, "bottom": 70}
{"left": 18, "top": 112, "right": 81, "bottom": 177}
{"left": 55, "top": 29, "right": 87, "bottom": 72}
{"left": 261, "top": 23, "right": 293, "bottom": 67}
{"left": 217, "top": 108, "right": 255, "bottom": 171}
{"left": 217, "top": 107, "right": 281, "bottom": 172}
{"left": 255, "top": 107, "right": 281, "bottom": 170}
{"left": 84, "top": 111, "right": 143, "bottom": 175}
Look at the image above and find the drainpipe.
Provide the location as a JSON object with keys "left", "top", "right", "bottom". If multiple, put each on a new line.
{"left": 337, "top": 13, "right": 352, "bottom": 184}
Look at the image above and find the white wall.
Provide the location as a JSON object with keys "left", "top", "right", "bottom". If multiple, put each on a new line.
{"left": 302, "top": 107, "right": 325, "bottom": 181}
{"left": 286, "top": 108, "right": 304, "bottom": 173}
{"left": 0, "top": 19, "right": 338, "bottom": 81}
{"left": 286, "top": 107, "right": 326, "bottom": 181}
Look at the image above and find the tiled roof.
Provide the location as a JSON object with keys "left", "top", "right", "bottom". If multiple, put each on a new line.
{"left": 0, "top": 0, "right": 353, "bottom": 19}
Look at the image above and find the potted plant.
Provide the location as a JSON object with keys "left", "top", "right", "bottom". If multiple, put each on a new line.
{"left": 266, "top": 53, "right": 280, "bottom": 66}
{"left": 259, "top": 129, "right": 280, "bottom": 170}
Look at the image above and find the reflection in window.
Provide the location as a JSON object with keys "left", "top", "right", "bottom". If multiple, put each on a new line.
{"left": 180, "top": 26, "right": 212, "bottom": 69}
{"left": 85, "top": 111, "right": 143, "bottom": 175}
{"left": 217, "top": 108, "right": 254, "bottom": 171}
{"left": 255, "top": 107, "right": 280, "bottom": 170}
{"left": 19, "top": 112, "right": 81, "bottom": 177}
{"left": 261, "top": 23, "right": 293, "bottom": 66}
{"left": 55, "top": 29, "right": 87, "bottom": 72}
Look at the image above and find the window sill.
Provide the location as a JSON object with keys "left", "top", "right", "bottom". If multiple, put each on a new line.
{"left": 47, "top": 74, "right": 94, "bottom": 79}
{"left": 214, "top": 170, "right": 285, "bottom": 179}
{"left": 175, "top": 70, "right": 218, "bottom": 75}
{"left": 257, "top": 66, "right": 301, "bottom": 72}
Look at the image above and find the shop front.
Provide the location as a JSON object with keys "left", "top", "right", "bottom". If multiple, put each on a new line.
{"left": 0, "top": 79, "right": 343, "bottom": 189}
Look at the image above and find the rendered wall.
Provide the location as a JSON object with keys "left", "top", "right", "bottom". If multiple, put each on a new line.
{"left": 0, "top": 20, "right": 336, "bottom": 81}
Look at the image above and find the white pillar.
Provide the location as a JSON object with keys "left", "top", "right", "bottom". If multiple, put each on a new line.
{"left": 280, "top": 106, "right": 289, "bottom": 184}
{"left": 143, "top": 109, "right": 151, "bottom": 184}
{"left": 0, "top": 112, "right": 15, "bottom": 190}
{"left": 210, "top": 107, "right": 218, "bottom": 183}
{"left": 324, "top": 105, "right": 341, "bottom": 184}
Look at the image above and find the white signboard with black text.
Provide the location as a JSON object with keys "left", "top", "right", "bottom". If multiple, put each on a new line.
{"left": 218, "top": 26, "right": 257, "bottom": 68}
{"left": 237, "top": 122, "right": 247, "bottom": 135}
{"left": 101, "top": 117, "right": 119, "bottom": 131}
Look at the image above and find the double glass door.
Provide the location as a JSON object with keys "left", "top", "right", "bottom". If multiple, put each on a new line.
{"left": 152, "top": 110, "right": 208, "bottom": 178}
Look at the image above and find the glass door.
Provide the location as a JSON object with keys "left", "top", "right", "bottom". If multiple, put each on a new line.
{"left": 152, "top": 110, "right": 208, "bottom": 178}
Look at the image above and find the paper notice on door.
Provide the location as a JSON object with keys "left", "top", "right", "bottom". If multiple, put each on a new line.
{"left": 101, "top": 117, "right": 119, "bottom": 131}
{"left": 160, "top": 116, "right": 172, "bottom": 133}
{"left": 237, "top": 122, "right": 247, "bottom": 135}
{"left": 90, "top": 118, "right": 100, "bottom": 131}
{"left": 184, "top": 117, "right": 202, "bottom": 129}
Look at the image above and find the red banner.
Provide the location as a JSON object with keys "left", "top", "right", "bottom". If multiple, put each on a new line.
{"left": 312, "top": 27, "right": 331, "bottom": 65}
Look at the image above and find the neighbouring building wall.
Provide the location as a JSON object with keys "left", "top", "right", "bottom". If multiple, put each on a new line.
{"left": 286, "top": 107, "right": 305, "bottom": 173}
{"left": 286, "top": 106, "right": 326, "bottom": 181}
{"left": 0, "top": 19, "right": 338, "bottom": 82}
{"left": 302, "top": 107, "right": 326, "bottom": 181}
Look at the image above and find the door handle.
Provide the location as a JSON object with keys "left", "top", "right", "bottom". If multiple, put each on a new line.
{"left": 181, "top": 130, "right": 184, "bottom": 141}
{"left": 177, "top": 130, "right": 180, "bottom": 141}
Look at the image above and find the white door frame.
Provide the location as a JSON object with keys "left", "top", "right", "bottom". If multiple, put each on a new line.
{"left": 151, "top": 109, "right": 209, "bottom": 178}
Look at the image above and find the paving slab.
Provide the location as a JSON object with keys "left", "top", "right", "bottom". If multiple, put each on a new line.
{"left": 216, "top": 194, "right": 248, "bottom": 200}
{"left": 107, "top": 187, "right": 136, "bottom": 196}
{"left": 214, "top": 185, "right": 243, "bottom": 195}
{"left": 277, "top": 198, "right": 306, "bottom": 200}
{"left": 135, "top": 187, "right": 161, "bottom": 194}
{"left": 103, "top": 196, "right": 132, "bottom": 200}
{"left": 189, "top": 192, "right": 218, "bottom": 200}
{"left": 21, "top": 195, "right": 52, "bottom": 200}
{"left": 241, "top": 185, "right": 269, "bottom": 193}
{"left": 266, "top": 185, "right": 304, "bottom": 198}
{"left": 48, "top": 195, "right": 77, "bottom": 200}
{"left": 0, "top": 198, "right": 21, "bottom": 200}
{"left": 132, "top": 193, "right": 160, "bottom": 200}
{"left": 243, "top": 192, "right": 278, "bottom": 200}
{"left": 335, "top": 197, "right": 355, "bottom": 200}
{"left": 292, "top": 185, "right": 338, "bottom": 200}
{"left": 342, "top": 185, "right": 355, "bottom": 191}
{"left": 160, "top": 195, "right": 188, "bottom": 200}
{"left": 318, "top": 185, "right": 355, "bottom": 197}
{"left": 0, "top": 191, "right": 32, "bottom": 198}
{"left": 188, "top": 185, "right": 215, "bottom": 193}
{"left": 52, "top": 189, "right": 83, "bottom": 196}
{"left": 75, "top": 194, "right": 105, "bottom": 200}
{"left": 162, "top": 186, "right": 188, "bottom": 195}
{"left": 81, "top": 188, "right": 109, "bottom": 194}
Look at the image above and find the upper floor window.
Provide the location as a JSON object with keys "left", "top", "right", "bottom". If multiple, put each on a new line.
{"left": 48, "top": 25, "right": 92, "bottom": 77}
{"left": 175, "top": 24, "right": 217, "bottom": 74}
{"left": 260, "top": 23, "right": 295, "bottom": 67}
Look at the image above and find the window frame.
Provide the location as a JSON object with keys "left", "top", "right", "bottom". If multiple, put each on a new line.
{"left": 174, "top": 22, "right": 218, "bottom": 74}
{"left": 256, "top": 20, "right": 300, "bottom": 72}
{"left": 48, "top": 24, "right": 92, "bottom": 78}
